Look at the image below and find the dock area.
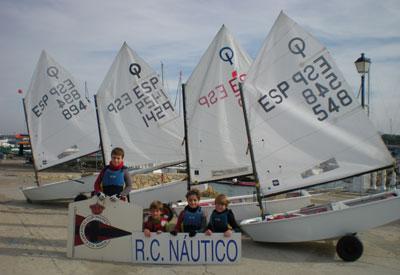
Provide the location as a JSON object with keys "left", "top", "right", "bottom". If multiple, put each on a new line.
{"left": 0, "top": 162, "right": 399, "bottom": 274}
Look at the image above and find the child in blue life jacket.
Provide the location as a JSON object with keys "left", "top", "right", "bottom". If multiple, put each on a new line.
{"left": 205, "top": 194, "right": 240, "bottom": 237}
{"left": 144, "top": 200, "right": 168, "bottom": 237}
{"left": 170, "top": 189, "right": 207, "bottom": 237}
{"left": 93, "top": 147, "right": 132, "bottom": 202}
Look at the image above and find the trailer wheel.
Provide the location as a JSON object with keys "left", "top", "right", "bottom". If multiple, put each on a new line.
{"left": 336, "top": 235, "right": 363, "bottom": 262}
{"left": 74, "top": 194, "right": 88, "bottom": 202}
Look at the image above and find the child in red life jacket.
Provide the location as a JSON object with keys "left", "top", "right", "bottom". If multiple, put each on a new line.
{"left": 171, "top": 189, "right": 207, "bottom": 237}
{"left": 144, "top": 200, "right": 168, "bottom": 237}
{"left": 93, "top": 147, "right": 132, "bottom": 202}
{"left": 205, "top": 194, "right": 240, "bottom": 237}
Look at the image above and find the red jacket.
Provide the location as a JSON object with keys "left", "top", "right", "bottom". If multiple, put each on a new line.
{"left": 143, "top": 216, "right": 167, "bottom": 232}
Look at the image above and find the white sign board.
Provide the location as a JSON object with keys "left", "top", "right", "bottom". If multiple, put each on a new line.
{"left": 67, "top": 197, "right": 143, "bottom": 262}
{"left": 132, "top": 232, "right": 241, "bottom": 264}
{"left": 67, "top": 197, "right": 241, "bottom": 265}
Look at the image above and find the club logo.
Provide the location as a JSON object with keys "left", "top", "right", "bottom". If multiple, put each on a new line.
{"left": 79, "top": 215, "right": 111, "bottom": 249}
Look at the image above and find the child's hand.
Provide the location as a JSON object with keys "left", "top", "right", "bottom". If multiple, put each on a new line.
{"left": 156, "top": 230, "right": 162, "bottom": 235}
{"left": 144, "top": 229, "right": 151, "bottom": 237}
{"left": 224, "top": 229, "right": 232, "bottom": 237}
{"left": 205, "top": 229, "right": 213, "bottom": 236}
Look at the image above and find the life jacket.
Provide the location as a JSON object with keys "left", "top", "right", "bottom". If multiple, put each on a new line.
{"left": 182, "top": 207, "right": 203, "bottom": 232}
{"left": 210, "top": 210, "right": 230, "bottom": 232}
{"left": 102, "top": 166, "right": 125, "bottom": 187}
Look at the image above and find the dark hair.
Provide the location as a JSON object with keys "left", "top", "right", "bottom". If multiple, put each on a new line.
{"left": 111, "top": 147, "right": 124, "bottom": 158}
{"left": 149, "top": 200, "right": 163, "bottom": 211}
{"left": 186, "top": 188, "right": 201, "bottom": 200}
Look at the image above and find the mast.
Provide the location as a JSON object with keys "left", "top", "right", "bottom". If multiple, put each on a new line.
{"left": 174, "top": 70, "right": 183, "bottom": 115}
{"left": 94, "top": 95, "right": 106, "bottom": 165}
{"left": 22, "top": 98, "right": 40, "bottom": 186}
{"left": 182, "top": 83, "right": 192, "bottom": 191}
{"left": 239, "top": 83, "right": 265, "bottom": 217}
{"left": 161, "top": 61, "right": 164, "bottom": 87}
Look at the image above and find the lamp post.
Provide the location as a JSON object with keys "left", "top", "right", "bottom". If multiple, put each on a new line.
{"left": 354, "top": 53, "right": 371, "bottom": 112}
{"left": 354, "top": 53, "right": 373, "bottom": 191}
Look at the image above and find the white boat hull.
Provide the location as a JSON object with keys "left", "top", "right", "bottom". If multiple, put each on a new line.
{"left": 173, "top": 190, "right": 312, "bottom": 222}
{"left": 240, "top": 190, "right": 400, "bottom": 243}
{"left": 21, "top": 174, "right": 98, "bottom": 202}
{"left": 21, "top": 164, "right": 189, "bottom": 203}
{"left": 129, "top": 181, "right": 208, "bottom": 208}
{"left": 22, "top": 177, "right": 196, "bottom": 205}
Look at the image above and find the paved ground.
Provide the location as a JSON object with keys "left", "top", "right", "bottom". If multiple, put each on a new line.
{"left": 0, "top": 163, "right": 399, "bottom": 275}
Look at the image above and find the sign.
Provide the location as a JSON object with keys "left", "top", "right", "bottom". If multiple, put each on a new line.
{"left": 67, "top": 197, "right": 143, "bottom": 262}
{"left": 132, "top": 232, "right": 241, "bottom": 264}
{"left": 67, "top": 197, "right": 241, "bottom": 265}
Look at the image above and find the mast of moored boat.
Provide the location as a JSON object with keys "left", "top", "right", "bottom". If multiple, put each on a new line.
{"left": 94, "top": 95, "right": 106, "bottom": 166}
{"left": 182, "top": 83, "right": 192, "bottom": 191}
{"left": 22, "top": 98, "right": 40, "bottom": 186}
{"left": 238, "top": 83, "right": 265, "bottom": 218}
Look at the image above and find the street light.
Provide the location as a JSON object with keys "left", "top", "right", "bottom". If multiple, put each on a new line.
{"left": 354, "top": 53, "right": 371, "bottom": 111}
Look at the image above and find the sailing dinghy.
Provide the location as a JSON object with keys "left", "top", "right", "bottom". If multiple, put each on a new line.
{"left": 21, "top": 50, "right": 101, "bottom": 202}
{"left": 95, "top": 42, "right": 192, "bottom": 207}
{"left": 239, "top": 12, "right": 400, "bottom": 261}
{"left": 174, "top": 25, "right": 311, "bottom": 217}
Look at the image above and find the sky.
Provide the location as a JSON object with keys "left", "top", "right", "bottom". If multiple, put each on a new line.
{"left": 1, "top": 0, "right": 399, "bottom": 135}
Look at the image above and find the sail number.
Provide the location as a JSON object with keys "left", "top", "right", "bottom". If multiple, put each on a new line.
{"left": 106, "top": 76, "right": 175, "bottom": 128}
{"left": 295, "top": 55, "right": 352, "bottom": 121}
{"left": 31, "top": 78, "right": 87, "bottom": 120}
{"left": 257, "top": 54, "right": 353, "bottom": 121}
{"left": 198, "top": 72, "right": 246, "bottom": 108}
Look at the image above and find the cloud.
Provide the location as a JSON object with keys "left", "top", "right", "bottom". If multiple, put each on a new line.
{"left": 0, "top": 0, "right": 399, "bottom": 134}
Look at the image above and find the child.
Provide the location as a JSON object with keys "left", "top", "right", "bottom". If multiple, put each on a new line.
{"left": 144, "top": 200, "right": 168, "bottom": 237}
{"left": 171, "top": 189, "right": 206, "bottom": 237}
{"left": 205, "top": 194, "right": 240, "bottom": 237}
{"left": 93, "top": 147, "right": 132, "bottom": 201}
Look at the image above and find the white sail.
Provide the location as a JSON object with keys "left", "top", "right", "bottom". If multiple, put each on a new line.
{"left": 243, "top": 12, "right": 394, "bottom": 195}
{"left": 185, "top": 25, "right": 253, "bottom": 183}
{"left": 24, "top": 50, "right": 100, "bottom": 171}
{"left": 96, "top": 42, "right": 184, "bottom": 167}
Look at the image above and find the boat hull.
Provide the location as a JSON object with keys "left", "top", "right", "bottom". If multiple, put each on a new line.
{"left": 129, "top": 181, "right": 208, "bottom": 208}
{"left": 240, "top": 190, "right": 400, "bottom": 243}
{"left": 22, "top": 177, "right": 195, "bottom": 205}
{"left": 21, "top": 174, "right": 98, "bottom": 202}
{"left": 173, "top": 191, "right": 312, "bottom": 222}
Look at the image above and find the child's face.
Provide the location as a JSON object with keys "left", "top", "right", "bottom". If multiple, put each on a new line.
{"left": 151, "top": 208, "right": 162, "bottom": 219}
{"left": 187, "top": 195, "right": 199, "bottom": 209}
{"left": 215, "top": 203, "right": 226, "bottom": 213}
{"left": 111, "top": 154, "right": 123, "bottom": 166}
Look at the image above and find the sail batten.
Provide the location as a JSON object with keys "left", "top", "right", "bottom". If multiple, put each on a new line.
{"left": 96, "top": 43, "right": 185, "bottom": 168}
{"left": 24, "top": 50, "right": 100, "bottom": 171}
{"left": 184, "top": 25, "right": 253, "bottom": 183}
{"left": 243, "top": 12, "right": 393, "bottom": 196}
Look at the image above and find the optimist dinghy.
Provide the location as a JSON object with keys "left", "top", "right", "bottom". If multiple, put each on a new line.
{"left": 238, "top": 11, "right": 399, "bottom": 261}
{"left": 21, "top": 51, "right": 100, "bottom": 202}
{"left": 177, "top": 25, "right": 311, "bottom": 217}
{"left": 21, "top": 49, "right": 191, "bottom": 204}
{"left": 95, "top": 42, "right": 193, "bottom": 207}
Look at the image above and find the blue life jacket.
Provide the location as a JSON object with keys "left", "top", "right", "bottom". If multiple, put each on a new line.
{"left": 102, "top": 166, "right": 125, "bottom": 187}
{"left": 210, "top": 210, "right": 229, "bottom": 232}
{"left": 182, "top": 207, "right": 203, "bottom": 232}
